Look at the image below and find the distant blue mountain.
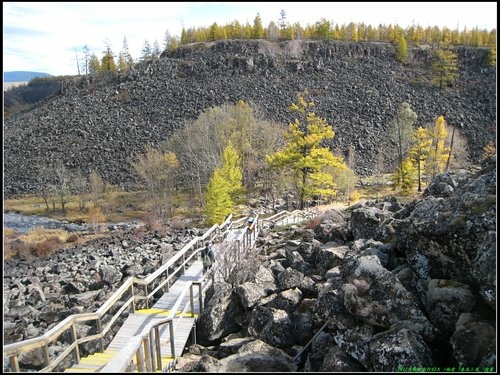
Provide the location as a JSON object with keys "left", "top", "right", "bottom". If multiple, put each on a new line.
{"left": 4, "top": 71, "right": 53, "bottom": 82}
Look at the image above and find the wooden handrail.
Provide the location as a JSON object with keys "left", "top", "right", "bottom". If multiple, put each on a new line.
{"left": 101, "top": 281, "right": 203, "bottom": 373}
{"left": 3, "top": 215, "right": 232, "bottom": 372}
{"left": 4, "top": 277, "right": 137, "bottom": 372}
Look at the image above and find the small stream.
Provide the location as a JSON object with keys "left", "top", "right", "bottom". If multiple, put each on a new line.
{"left": 4, "top": 211, "right": 144, "bottom": 234}
{"left": 3, "top": 212, "right": 89, "bottom": 233}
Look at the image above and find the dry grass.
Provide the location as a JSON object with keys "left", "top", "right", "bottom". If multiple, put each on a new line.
{"left": 304, "top": 174, "right": 424, "bottom": 214}
{"left": 4, "top": 196, "right": 49, "bottom": 215}
{"left": 3, "top": 226, "right": 108, "bottom": 260}
{"left": 356, "top": 174, "right": 425, "bottom": 203}
{"left": 3, "top": 189, "right": 207, "bottom": 260}
{"left": 4, "top": 175, "right": 423, "bottom": 230}
{"left": 4, "top": 190, "right": 153, "bottom": 224}
{"left": 4, "top": 228, "right": 16, "bottom": 237}
{"left": 18, "top": 228, "right": 71, "bottom": 244}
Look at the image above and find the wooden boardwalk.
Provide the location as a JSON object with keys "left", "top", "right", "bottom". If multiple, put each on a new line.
{"left": 5, "top": 213, "right": 277, "bottom": 373}
{"left": 65, "top": 261, "right": 204, "bottom": 372}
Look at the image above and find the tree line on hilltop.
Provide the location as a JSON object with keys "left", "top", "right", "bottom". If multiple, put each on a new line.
{"left": 78, "top": 11, "right": 496, "bottom": 75}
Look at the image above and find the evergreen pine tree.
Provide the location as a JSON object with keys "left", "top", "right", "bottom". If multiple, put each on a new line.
{"left": 409, "top": 127, "right": 432, "bottom": 191}
{"left": 205, "top": 169, "right": 233, "bottom": 224}
{"left": 396, "top": 32, "right": 407, "bottom": 63}
{"left": 432, "top": 49, "right": 458, "bottom": 88}
{"left": 101, "top": 41, "right": 116, "bottom": 71}
{"left": 392, "top": 157, "right": 417, "bottom": 195}
{"left": 220, "top": 140, "right": 244, "bottom": 197}
{"left": 266, "top": 90, "right": 347, "bottom": 209}
{"left": 252, "top": 13, "right": 265, "bottom": 39}
{"left": 141, "top": 40, "right": 152, "bottom": 61}
{"left": 389, "top": 102, "right": 417, "bottom": 187}
{"left": 88, "top": 53, "right": 101, "bottom": 74}
{"left": 425, "top": 115, "right": 449, "bottom": 179}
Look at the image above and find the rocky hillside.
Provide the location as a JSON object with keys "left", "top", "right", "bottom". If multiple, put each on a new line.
{"left": 3, "top": 39, "right": 496, "bottom": 196}
{"left": 3, "top": 157, "right": 495, "bottom": 371}
{"left": 181, "top": 156, "right": 496, "bottom": 371}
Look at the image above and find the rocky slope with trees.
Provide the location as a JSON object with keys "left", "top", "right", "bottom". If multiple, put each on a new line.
{"left": 181, "top": 156, "right": 496, "bottom": 371}
{"left": 3, "top": 157, "right": 495, "bottom": 371}
{"left": 3, "top": 39, "right": 496, "bottom": 197}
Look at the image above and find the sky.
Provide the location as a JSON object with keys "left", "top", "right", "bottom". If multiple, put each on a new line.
{"left": 3, "top": 1, "right": 497, "bottom": 77}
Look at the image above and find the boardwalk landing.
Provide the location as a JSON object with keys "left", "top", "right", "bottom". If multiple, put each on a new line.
{"left": 64, "top": 261, "right": 204, "bottom": 372}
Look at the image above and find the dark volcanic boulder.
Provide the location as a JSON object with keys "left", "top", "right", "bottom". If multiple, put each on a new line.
{"left": 396, "top": 163, "right": 496, "bottom": 307}
{"left": 219, "top": 339, "right": 296, "bottom": 372}
{"left": 368, "top": 327, "right": 433, "bottom": 372}
{"left": 340, "top": 255, "right": 436, "bottom": 340}
{"left": 196, "top": 282, "right": 242, "bottom": 345}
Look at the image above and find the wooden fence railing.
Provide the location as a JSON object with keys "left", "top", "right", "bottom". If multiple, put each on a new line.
{"left": 100, "top": 281, "right": 203, "bottom": 373}
{"left": 3, "top": 215, "right": 233, "bottom": 373}
{"left": 3, "top": 210, "right": 312, "bottom": 372}
{"left": 261, "top": 209, "right": 315, "bottom": 229}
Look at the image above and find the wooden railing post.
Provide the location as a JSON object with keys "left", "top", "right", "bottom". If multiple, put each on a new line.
{"left": 149, "top": 331, "right": 157, "bottom": 372}
{"left": 143, "top": 337, "right": 152, "bottom": 372}
{"left": 136, "top": 343, "right": 146, "bottom": 372}
{"left": 144, "top": 285, "right": 149, "bottom": 309}
{"left": 97, "top": 318, "right": 104, "bottom": 352}
{"left": 169, "top": 320, "right": 175, "bottom": 360}
{"left": 154, "top": 326, "right": 162, "bottom": 370}
{"left": 10, "top": 356, "right": 20, "bottom": 372}
{"left": 71, "top": 323, "right": 80, "bottom": 363}
{"left": 189, "top": 285, "right": 194, "bottom": 318}
{"left": 198, "top": 283, "right": 203, "bottom": 313}
{"left": 166, "top": 269, "right": 170, "bottom": 292}
{"left": 131, "top": 282, "right": 136, "bottom": 313}
{"left": 42, "top": 345, "right": 50, "bottom": 368}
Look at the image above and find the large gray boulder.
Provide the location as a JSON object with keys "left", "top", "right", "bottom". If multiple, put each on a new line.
{"left": 349, "top": 204, "right": 385, "bottom": 240}
{"left": 450, "top": 313, "right": 496, "bottom": 367}
{"left": 99, "top": 264, "right": 123, "bottom": 285}
{"left": 341, "top": 255, "right": 436, "bottom": 340}
{"left": 276, "top": 267, "right": 305, "bottom": 290}
{"left": 313, "top": 209, "right": 349, "bottom": 243}
{"left": 236, "top": 282, "right": 267, "bottom": 310}
{"left": 248, "top": 306, "right": 295, "bottom": 349}
{"left": 219, "top": 339, "right": 296, "bottom": 372}
{"left": 319, "top": 346, "right": 366, "bottom": 371}
{"left": 197, "top": 282, "right": 242, "bottom": 345}
{"left": 423, "top": 172, "right": 457, "bottom": 198}
{"left": 398, "top": 166, "right": 496, "bottom": 308}
{"left": 253, "top": 265, "right": 277, "bottom": 294}
{"left": 260, "top": 287, "right": 302, "bottom": 313}
{"left": 316, "top": 241, "right": 350, "bottom": 274}
{"left": 426, "top": 279, "right": 476, "bottom": 335}
{"left": 369, "top": 327, "right": 433, "bottom": 372}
